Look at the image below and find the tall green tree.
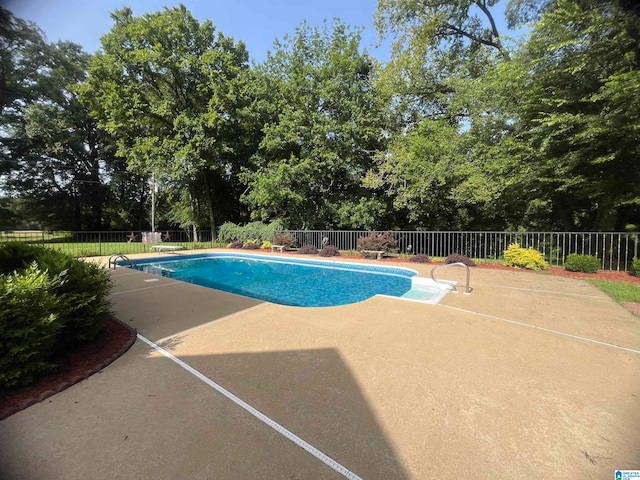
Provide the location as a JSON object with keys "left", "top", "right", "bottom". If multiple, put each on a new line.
{"left": 371, "top": 0, "right": 514, "bottom": 228}
{"left": 1, "top": 9, "right": 113, "bottom": 230}
{"left": 81, "top": 6, "right": 251, "bottom": 237}
{"left": 241, "top": 21, "right": 389, "bottom": 229}
{"left": 506, "top": 0, "right": 640, "bottom": 230}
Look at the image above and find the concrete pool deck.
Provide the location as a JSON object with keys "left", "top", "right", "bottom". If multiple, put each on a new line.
{"left": 1, "top": 250, "right": 639, "bottom": 479}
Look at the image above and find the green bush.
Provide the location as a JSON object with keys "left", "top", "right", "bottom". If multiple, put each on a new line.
{"left": 0, "top": 243, "right": 112, "bottom": 387}
{"left": 218, "top": 220, "right": 284, "bottom": 244}
{"left": 503, "top": 243, "right": 549, "bottom": 270}
{"left": 564, "top": 254, "right": 600, "bottom": 273}
{"left": 0, "top": 263, "right": 63, "bottom": 387}
{"left": 356, "top": 232, "right": 398, "bottom": 254}
{"left": 632, "top": 257, "right": 640, "bottom": 276}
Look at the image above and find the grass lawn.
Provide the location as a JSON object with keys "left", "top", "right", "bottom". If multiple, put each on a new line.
{"left": 587, "top": 279, "right": 640, "bottom": 303}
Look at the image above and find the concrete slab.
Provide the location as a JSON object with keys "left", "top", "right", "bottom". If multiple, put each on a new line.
{"left": 2, "top": 253, "right": 640, "bottom": 479}
{"left": 0, "top": 341, "right": 346, "bottom": 480}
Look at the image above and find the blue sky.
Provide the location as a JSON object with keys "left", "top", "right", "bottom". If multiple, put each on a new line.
{"left": 4, "top": 0, "right": 387, "bottom": 63}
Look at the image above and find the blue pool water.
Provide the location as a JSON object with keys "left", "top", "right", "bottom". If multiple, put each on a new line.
{"left": 130, "top": 253, "right": 417, "bottom": 307}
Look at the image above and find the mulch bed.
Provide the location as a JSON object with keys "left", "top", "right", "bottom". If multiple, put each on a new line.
{"left": 0, "top": 318, "right": 137, "bottom": 421}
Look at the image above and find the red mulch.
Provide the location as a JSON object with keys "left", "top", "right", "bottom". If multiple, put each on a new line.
{"left": 0, "top": 318, "right": 137, "bottom": 420}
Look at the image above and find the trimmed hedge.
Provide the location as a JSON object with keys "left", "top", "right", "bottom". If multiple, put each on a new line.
{"left": 0, "top": 243, "right": 112, "bottom": 388}
{"left": 319, "top": 245, "right": 340, "bottom": 257}
{"left": 564, "top": 254, "right": 600, "bottom": 273}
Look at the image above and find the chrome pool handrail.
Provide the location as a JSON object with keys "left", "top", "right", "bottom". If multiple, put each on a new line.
{"left": 430, "top": 262, "right": 472, "bottom": 294}
{"left": 108, "top": 254, "right": 136, "bottom": 270}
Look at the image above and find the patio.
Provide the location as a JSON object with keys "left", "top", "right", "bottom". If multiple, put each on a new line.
{"left": 1, "top": 252, "right": 639, "bottom": 479}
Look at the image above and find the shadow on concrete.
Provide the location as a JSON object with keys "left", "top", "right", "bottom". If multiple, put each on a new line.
{"left": 139, "top": 344, "right": 411, "bottom": 480}
{"left": 108, "top": 268, "right": 264, "bottom": 341}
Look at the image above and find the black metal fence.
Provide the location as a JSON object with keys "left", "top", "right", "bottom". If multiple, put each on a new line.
{"left": 1, "top": 229, "right": 638, "bottom": 271}
{"left": 285, "top": 230, "right": 639, "bottom": 272}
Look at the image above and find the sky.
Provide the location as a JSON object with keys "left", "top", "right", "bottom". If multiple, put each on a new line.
{"left": 3, "top": 0, "right": 390, "bottom": 63}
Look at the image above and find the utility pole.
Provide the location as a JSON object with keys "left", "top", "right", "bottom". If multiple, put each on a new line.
{"left": 151, "top": 172, "right": 156, "bottom": 232}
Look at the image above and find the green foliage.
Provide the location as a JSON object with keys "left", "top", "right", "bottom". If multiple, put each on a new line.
{"left": 410, "top": 254, "right": 430, "bottom": 263}
{"left": 272, "top": 232, "right": 297, "bottom": 249}
{"left": 564, "top": 254, "right": 600, "bottom": 274}
{"left": 81, "top": 5, "right": 253, "bottom": 234}
{"left": 0, "top": 243, "right": 112, "bottom": 387}
{"left": 444, "top": 253, "right": 475, "bottom": 266}
{"left": 0, "top": 263, "right": 63, "bottom": 387}
{"left": 356, "top": 232, "right": 398, "bottom": 254}
{"left": 319, "top": 245, "right": 340, "bottom": 257}
{"left": 298, "top": 244, "right": 318, "bottom": 255}
{"left": 632, "top": 257, "right": 640, "bottom": 276}
{"left": 241, "top": 20, "right": 389, "bottom": 229}
{"left": 503, "top": 243, "right": 549, "bottom": 270}
{"left": 587, "top": 280, "right": 640, "bottom": 303}
{"left": 218, "top": 221, "right": 284, "bottom": 244}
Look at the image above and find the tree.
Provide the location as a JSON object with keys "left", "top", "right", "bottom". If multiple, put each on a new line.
{"left": 241, "top": 21, "right": 389, "bottom": 229}
{"left": 1, "top": 9, "right": 112, "bottom": 230}
{"left": 81, "top": 6, "right": 251, "bottom": 237}
{"left": 371, "top": 0, "right": 516, "bottom": 229}
{"left": 506, "top": 0, "right": 640, "bottom": 230}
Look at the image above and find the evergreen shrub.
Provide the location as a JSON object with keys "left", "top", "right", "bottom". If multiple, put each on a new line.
{"left": 0, "top": 243, "right": 112, "bottom": 387}
{"left": 0, "top": 263, "right": 63, "bottom": 387}
{"left": 503, "top": 243, "right": 549, "bottom": 270}
{"left": 631, "top": 257, "right": 640, "bottom": 276}
{"left": 564, "top": 254, "right": 600, "bottom": 273}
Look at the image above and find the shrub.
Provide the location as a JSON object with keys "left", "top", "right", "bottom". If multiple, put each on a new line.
{"left": 298, "top": 244, "right": 318, "bottom": 255}
{"left": 0, "top": 263, "right": 63, "bottom": 387}
{"left": 273, "top": 232, "right": 297, "bottom": 249}
{"left": 242, "top": 240, "right": 260, "bottom": 250}
{"left": 229, "top": 240, "right": 244, "bottom": 249}
{"left": 319, "top": 245, "right": 340, "bottom": 257}
{"left": 503, "top": 243, "right": 549, "bottom": 270}
{"left": 261, "top": 241, "right": 272, "bottom": 249}
{"left": 632, "top": 257, "right": 640, "bottom": 276}
{"left": 444, "top": 253, "right": 475, "bottom": 266}
{"left": 356, "top": 231, "right": 398, "bottom": 254}
{"left": 218, "top": 220, "right": 284, "bottom": 244}
{"left": 564, "top": 254, "right": 600, "bottom": 273}
{"left": 410, "top": 254, "right": 431, "bottom": 263}
{"left": 0, "top": 243, "right": 111, "bottom": 349}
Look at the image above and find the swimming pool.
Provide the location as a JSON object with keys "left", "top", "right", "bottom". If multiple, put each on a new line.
{"left": 126, "top": 253, "right": 445, "bottom": 307}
